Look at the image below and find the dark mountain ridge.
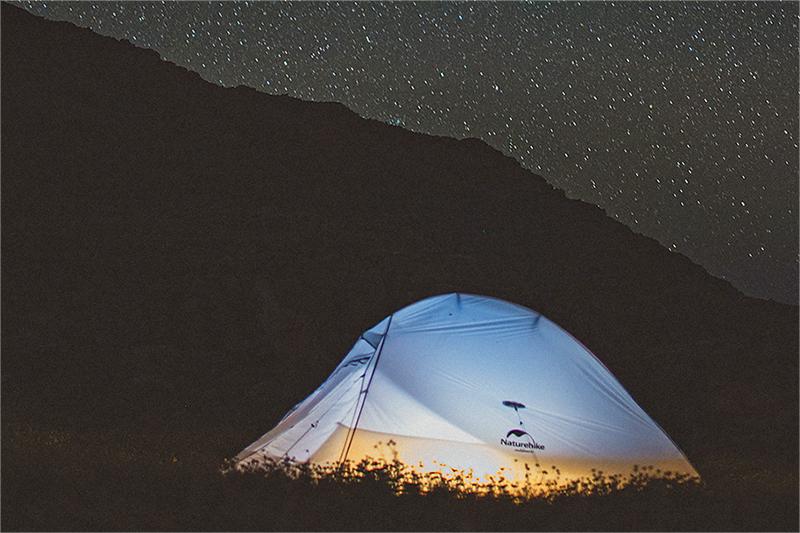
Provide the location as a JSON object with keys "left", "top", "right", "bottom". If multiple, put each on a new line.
{"left": 2, "top": 4, "right": 797, "bottom": 528}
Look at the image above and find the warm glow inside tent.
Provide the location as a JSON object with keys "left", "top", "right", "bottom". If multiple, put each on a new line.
{"left": 235, "top": 294, "right": 697, "bottom": 487}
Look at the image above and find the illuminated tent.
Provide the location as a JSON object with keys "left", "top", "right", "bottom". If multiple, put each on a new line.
{"left": 235, "top": 294, "right": 697, "bottom": 484}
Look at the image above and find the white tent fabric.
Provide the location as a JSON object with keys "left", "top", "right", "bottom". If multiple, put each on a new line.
{"left": 236, "top": 294, "right": 697, "bottom": 484}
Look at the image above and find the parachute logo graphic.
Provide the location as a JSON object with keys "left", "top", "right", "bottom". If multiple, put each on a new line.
{"left": 500, "top": 400, "right": 545, "bottom": 452}
{"left": 506, "top": 428, "right": 532, "bottom": 439}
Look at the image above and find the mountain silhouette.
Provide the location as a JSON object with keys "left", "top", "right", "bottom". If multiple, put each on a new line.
{"left": 1, "top": 4, "right": 797, "bottom": 528}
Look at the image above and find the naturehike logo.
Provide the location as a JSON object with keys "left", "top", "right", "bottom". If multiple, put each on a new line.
{"left": 500, "top": 428, "right": 545, "bottom": 451}
{"left": 500, "top": 400, "right": 545, "bottom": 452}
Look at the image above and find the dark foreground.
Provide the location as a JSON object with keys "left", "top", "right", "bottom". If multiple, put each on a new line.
{"left": 2, "top": 3, "right": 798, "bottom": 530}
{"left": 4, "top": 430, "right": 794, "bottom": 531}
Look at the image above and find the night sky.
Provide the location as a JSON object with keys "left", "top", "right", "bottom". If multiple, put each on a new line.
{"left": 20, "top": 2, "right": 799, "bottom": 304}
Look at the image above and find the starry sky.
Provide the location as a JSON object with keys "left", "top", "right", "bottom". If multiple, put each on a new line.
{"left": 20, "top": 1, "right": 799, "bottom": 304}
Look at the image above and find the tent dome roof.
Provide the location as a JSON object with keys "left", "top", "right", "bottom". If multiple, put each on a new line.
{"left": 236, "top": 293, "right": 697, "bottom": 486}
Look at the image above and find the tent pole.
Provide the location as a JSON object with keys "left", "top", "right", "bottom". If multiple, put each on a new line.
{"left": 338, "top": 314, "right": 393, "bottom": 467}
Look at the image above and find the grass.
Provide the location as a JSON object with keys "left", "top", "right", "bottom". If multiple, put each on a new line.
{"left": 3, "top": 426, "right": 796, "bottom": 531}
{"left": 233, "top": 445, "right": 701, "bottom": 502}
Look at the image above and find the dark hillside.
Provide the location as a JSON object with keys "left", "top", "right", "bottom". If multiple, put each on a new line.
{"left": 1, "top": 4, "right": 797, "bottom": 530}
